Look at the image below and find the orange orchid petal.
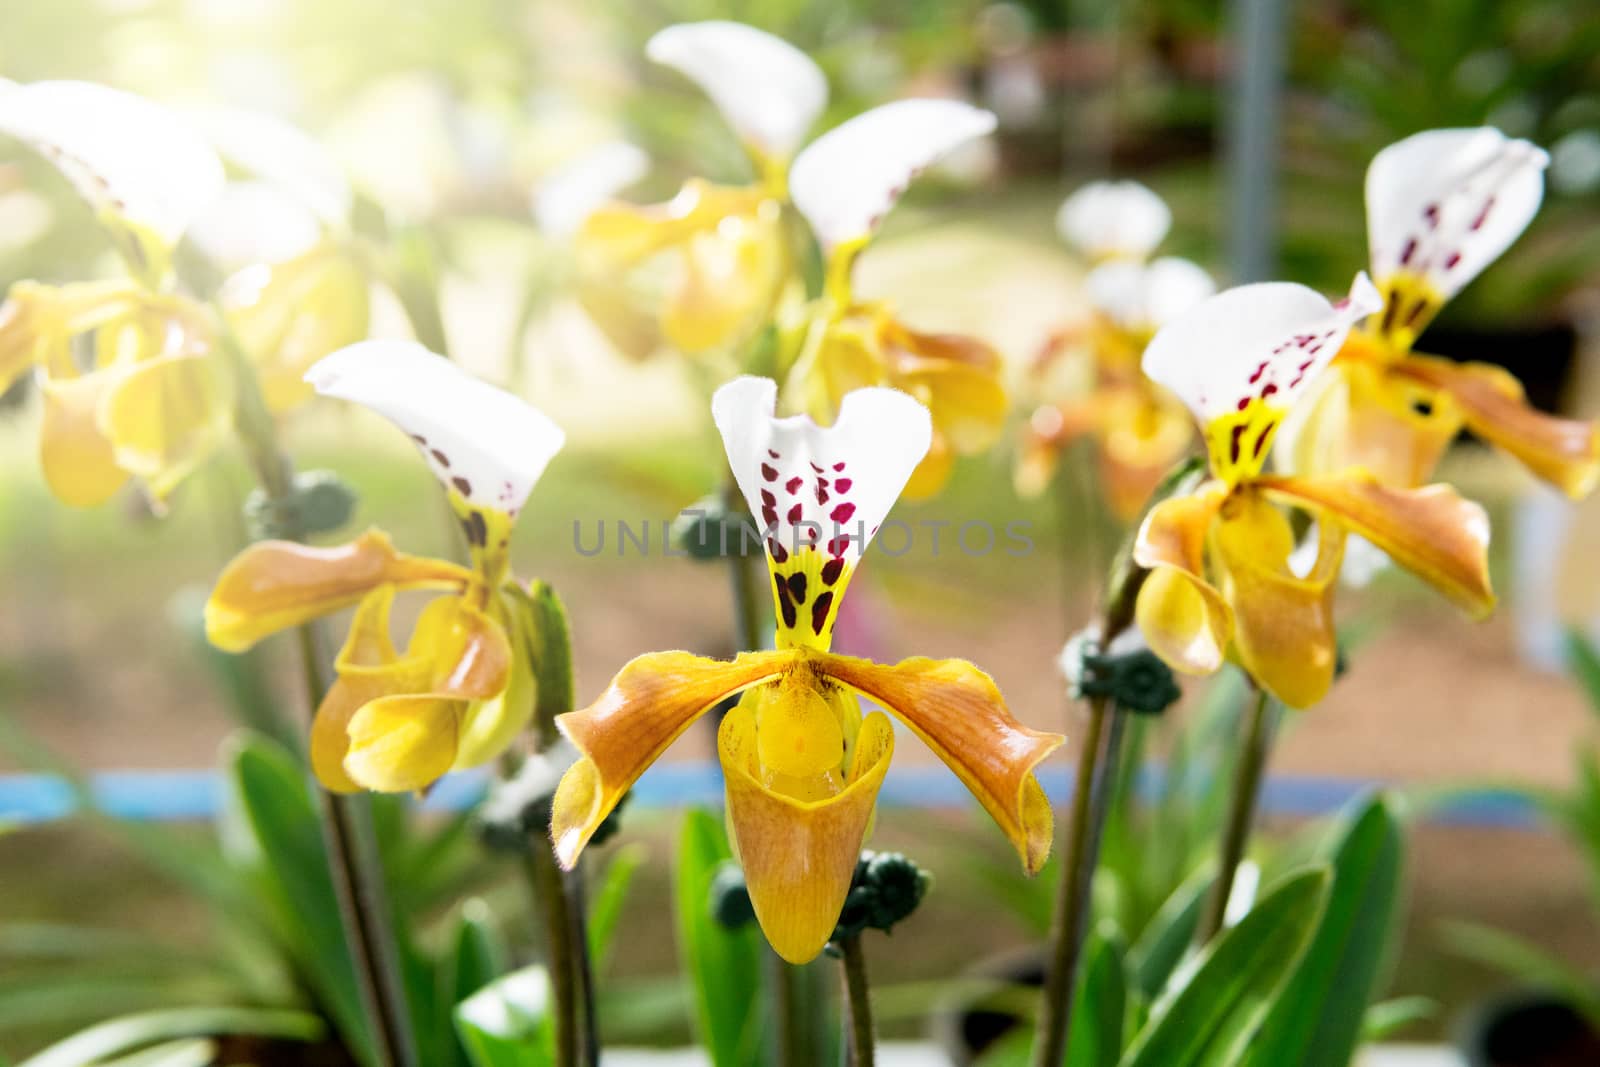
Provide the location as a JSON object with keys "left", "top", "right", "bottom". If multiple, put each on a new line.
{"left": 817, "top": 653, "right": 1062, "bottom": 874}
{"left": 206, "top": 530, "right": 473, "bottom": 652}
{"left": 720, "top": 704, "right": 894, "bottom": 964}
{"left": 1400, "top": 353, "right": 1600, "bottom": 499}
{"left": 550, "top": 650, "right": 793, "bottom": 868}
{"left": 1258, "top": 471, "right": 1495, "bottom": 618}
{"left": 1131, "top": 483, "right": 1234, "bottom": 675}
{"left": 901, "top": 432, "right": 955, "bottom": 501}
{"left": 1212, "top": 490, "right": 1345, "bottom": 709}
{"left": 38, "top": 370, "right": 128, "bottom": 507}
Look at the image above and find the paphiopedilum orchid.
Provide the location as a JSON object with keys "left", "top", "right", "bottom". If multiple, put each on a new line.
{"left": 784, "top": 98, "right": 1008, "bottom": 498}
{"left": 1278, "top": 128, "right": 1600, "bottom": 497}
{"left": 550, "top": 376, "right": 1061, "bottom": 963}
{"left": 1055, "top": 179, "right": 1172, "bottom": 264}
{"left": 1132, "top": 274, "right": 1496, "bottom": 708}
{"left": 185, "top": 106, "right": 371, "bottom": 415}
{"left": 573, "top": 21, "right": 823, "bottom": 359}
{"left": 0, "top": 80, "right": 231, "bottom": 506}
{"left": 206, "top": 341, "right": 565, "bottom": 793}
{"left": 1018, "top": 254, "right": 1214, "bottom": 518}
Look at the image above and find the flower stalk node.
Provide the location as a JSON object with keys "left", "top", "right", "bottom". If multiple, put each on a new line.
{"left": 243, "top": 469, "right": 357, "bottom": 540}
{"left": 1062, "top": 630, "right": 1181, "bottom": 716}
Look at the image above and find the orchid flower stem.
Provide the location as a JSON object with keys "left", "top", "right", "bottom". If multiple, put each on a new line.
{"left": 838, "top": 934, "right": 876, "bottom": 1067}
{"left": 1197, "top": 684, "right": 1276, "bottom": 944}
{"left": 219, "top": 320, "right": 419, "bottom": 1067}
{"left": 518, "top": 584, "right": 597, "bottom": 1067}
{"left": 1032, "top": 693, "right": 1107, "bottom": 1067}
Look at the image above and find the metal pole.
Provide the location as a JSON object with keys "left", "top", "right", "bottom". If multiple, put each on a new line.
{"left": 1225, "top": 0, "right": 1288, "bottom": 282}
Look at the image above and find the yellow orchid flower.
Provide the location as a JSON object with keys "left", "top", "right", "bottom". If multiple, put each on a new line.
{"left": 1055, "top": 179, "right": 1173, "bottom": 265}
{"left": 1019, "top": 255, "right": 1214, "bottom": 519}
{"left": 573, "top": 21, "right": 826, "bottom": 359}
{"left": 0, "top": 80, "right": 233, "bottom": 507}
{"left": 1131, "top": 274, "right": 1497, "bottom": 709}
{"left": 206, "top": 341, "right": 565, "bottom": 793}
{"left": 189, "top": 106, "right": 372, "bottom": 416}
{"left": 550, "top": 376, "right": 1062, "bottom": 963}
{"left": 1278, "top": 128, "right": 1600, "bottom": 497}
{"left": 785, "top": 98, "right": 1008, "bottom": 498}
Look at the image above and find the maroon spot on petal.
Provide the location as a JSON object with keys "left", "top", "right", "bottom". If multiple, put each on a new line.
{"left": 787, "top": 503, "right": 804, "bottom": 524}
{"left": 1399, "top": 236, "right": 1418, "bottom": 267}
{"left": 775, "top": 576, "right": 798, "bottom": 629}
{"left": 430, "top": 448, "right": 450, "bottom": 467}
{"left": 831, "top": 503, "right": 856, "bottom": 524}
{"left": 452, "top": 476, "right": 473, "bottom": 497}
{"left": 1248, "top": 361, "right": 1269, "bottom": 385}
{"left": 834, "top": 477, "right": 852, "bottom": 493}
{"left": 827, "top": 536, "right": 851, "bottom": 557}
{"left": 833, "top": 462, "right": 846, "bottom": 472}
{"left": 761, "top": 463, "right": 778, "bottom": 481}
{"left": 1229, "top": 424, "right": 1245, "bottom": 466}
{"left": 1404, "top": 298, "right": 1432, "bottom": 328}
{"left": 815, "top": 485, "right": 829, "bottom": 505}
{"left": 785, "top": 476, "right": 803, "bottom": 495}
{"left": 1298, "top": 359, "right": 1314, "bottom": 372}
{"left": 1261, "top": 383, "right": 1278, "bottom": 398}
{"left": 460, "top": 510, "right": 488, "bottom": 548}
{"left": 762, "top": 505, "right": 778, "bottom": 527}
{"left": 410, "top": 433, "right": 428, "bottom": 445}
{"left": 1252, "top": 422, "right": 1275, "bottom": 459}
{"left": 811, "top": 462, "right": 825, "bottom": 473}
{"left": 786, "top": 572, "right": 808, "bottom": 603}
{"left": 821, "top": 557, "right": 845, "bottom": 585}
{"left": 761, "top": 489, "right": 776, "bottom": 507}
{"left": 768, "top": 539, "right": 789, "bottom": 563}
{"left": 1471, "top": 196, "right": 1495, "bottom": 231}
{"left": 768, "top": 449, "right": 780, "bottom": 459}
{"left": 1423, "top": 202, "right": 1440, "bottom": 229}
{"left": 1236, "top": 396, "right": 1250, "bottom": 412}
{"left": 810, "top": 591, "right": 834, "bottom": 635}
{"left": 1444, "top": 250, "right": 1462, "bottom": 271}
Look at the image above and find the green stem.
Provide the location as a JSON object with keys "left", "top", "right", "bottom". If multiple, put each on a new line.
{"left": 221, "top": 321, "right": 418, "bottom": 1067}
{"left": 1197, "top": 685, "right": 1275, "bottom": 944}
{"left": 838, "top": 935, "right": 875, "bottom": 1067}
{"left": 525, "top": 841, "right": 582, "bottom": 1067}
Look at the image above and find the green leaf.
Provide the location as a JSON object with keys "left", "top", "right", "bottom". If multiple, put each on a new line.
{"left": 1565, "top": 627, "right": 1600, "bottom": 719}
{"left": 17, "top": 1007, "right": 322, "bottom": 1067}
{"left": 1247, "top": 794, "right": 1405, "bottom": 1067}
{"left": 1117, "top": 867, "right": 1330, "bottom": 1067}
{"left": 224, "top": 733, "right": 374, "bottom": 1065}
{"left": 98, "top": 1039, "right": 215, "bottom": 1067}
{"left": 1441, "top": 919, "right": 1600, "bottom": 1025}
{"left": 1361, "top": 996, "right": 1437, "bottom": 1040}
{"left": 588, "top": 845, "right": 645, "bottom": 972}
{"left": 675, "top": 809, "right": 766, "bottom": 1067}
{"left": 443, "top": 901, "right": 508, "bottom": 1008}
{"left": 1067, "top": 926, "right": 1128, "bottom": 1067}
{"left": 1125, "top": 866, "right": 1215, "bottom": 1002}
{"left": 454, "top": 965, "right": 555, "bottom": 1067}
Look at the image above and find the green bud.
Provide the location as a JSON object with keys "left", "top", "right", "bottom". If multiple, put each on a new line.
{"left": 244, "top": 469, "right": 357, "bottom": 540}
{"left": 709, "top": 862, "right": 756, "bottom": 929}
{"left": 671, "top": 494, "right": 762, "bottom": 561}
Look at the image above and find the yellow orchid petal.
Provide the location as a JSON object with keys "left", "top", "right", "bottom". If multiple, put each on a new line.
{"left": 550, "top": 650, "right": 793, "bottom": 868}
{"left": 206, "top": 530, "right": 472, "bottom": 652}
{"left": 1212, "top": 490, "right": 1345, "bottom": 709}
{"left": 310, "top": 587, "right": 429, "bottom": 793}
{"left": 221, "top": 244, "right": 371, "bottom": 414}
{"left": 817, "top": 653, "right": 1062, "bottom": 874}
{"left": 1398, "top": 353, "right": 1600, "bottom": 499}
{"left": 661, "top": 203, "right": 786, "bottom": 355}
{"left": 720, "top": 703, "right": 895, "bottom": 963}
{"left": 0, "top": 294, "right": 42, "bottom": 395}
{"left": 1277, "top": 353, "right": 1463, "bottom": 487}
{"left": 1257, "top": 471, "right": 1494, "bottom": 618}
{"left": 38, "top": 371, "right": 128, "bottom": 507}
{"left": 1132, "top": 483, "right": 1234, "bottom": 675}
{"left": 901, "top": 433, "right": 954, "bottom": 501}
{"left": 452, "top": 596, "right": 536, "bottom": 770}
{"left": 342, "top": 694, "right": 461, "bottom": 794}
{"left": 98, "top": 352, "right": 234, "bottom": 502}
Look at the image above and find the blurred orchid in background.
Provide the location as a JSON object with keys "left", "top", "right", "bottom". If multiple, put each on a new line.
{"left": 0, "top": 80, "right": 229, "bottom": 507}
{"left": 550, "top": 375, "right": 1060, "bottom": 963}
{"left": 1019, "top": 180, "right": 1213, "bottom": 519}
{"left": 1132, "top": 274, "right": 1496, "bottom": 708}
{"left": 1280, "top": 128, "right": 1600, "bottom": 498}
{"left": 206, "top": 342, "right": 565, "bottom": 793}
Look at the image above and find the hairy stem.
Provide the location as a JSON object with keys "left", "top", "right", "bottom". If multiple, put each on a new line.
{"left": 839, "top": 935, "right": 876, "bottom": 1067}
